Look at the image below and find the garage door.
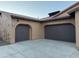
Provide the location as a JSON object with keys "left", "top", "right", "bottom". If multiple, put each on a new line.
{"left": 15, "top": 24, "right": 30, "bottom": 42}
{"left": 45, "top": 23, "right": 75, "bottom": 42}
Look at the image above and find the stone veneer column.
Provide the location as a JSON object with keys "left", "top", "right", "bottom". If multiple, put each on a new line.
{"left": 1, "top": 12, "right": 13, "bottom": 43}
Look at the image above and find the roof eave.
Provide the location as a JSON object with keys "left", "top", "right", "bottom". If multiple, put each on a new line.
{"left": 0, "top": 11, "right": 40, "bottom": 22}
{"left": 68, "top": 7, "right": 79, "bottom": 15}
{"left": 41, "top": 16, "right": 73, "bottom": 22}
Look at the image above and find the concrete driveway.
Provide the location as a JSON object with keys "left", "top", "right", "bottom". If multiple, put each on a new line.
{"left": 0, "top": 39, "right": 79, "bottom": 58}
{"left": 0, "top": 40, "right": 9, "bottom": 46}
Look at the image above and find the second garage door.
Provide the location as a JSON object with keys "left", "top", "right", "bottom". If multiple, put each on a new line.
{"left": 45, "top": 23, "right": 75, "bottom": 42}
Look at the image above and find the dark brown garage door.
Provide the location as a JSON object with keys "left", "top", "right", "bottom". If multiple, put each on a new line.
{"left": 15, "top": 24, "right": 30, "bottom": 42}
{"left": 45, "top": 23, "right": 75, "bottom": 42}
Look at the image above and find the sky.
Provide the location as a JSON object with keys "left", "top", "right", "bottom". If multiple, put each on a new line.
{"left": 0, "top": 1, "right": 77, "bottom": 18}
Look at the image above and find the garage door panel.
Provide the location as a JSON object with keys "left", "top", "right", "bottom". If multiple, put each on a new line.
{"left": 15, "top": 24, "right": 30, "bottom": 42}
{"left": 45, "top": 23, "right": 75, "bottom": 42}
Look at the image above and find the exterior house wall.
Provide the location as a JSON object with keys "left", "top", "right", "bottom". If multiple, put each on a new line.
{"left": 0, "top": 12, "right": 76, "bottom": 44}
{"left": 0, "top": 11, "right": 78, "bottom": 49}
{"left": 0, "top": 12, "right": 42, "bottom": 43}
{"left": 11, "top": 18, "right": 42, "bottom": 43}
{"left": 75, "top": 10, "right": 79, "bottom": 49}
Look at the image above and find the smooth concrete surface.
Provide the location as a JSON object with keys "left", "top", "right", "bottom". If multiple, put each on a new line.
{"left": 0, "top": 39, "right": 78, "bottom": 58}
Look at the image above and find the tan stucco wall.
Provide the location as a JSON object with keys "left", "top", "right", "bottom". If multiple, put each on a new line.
{"left": 41, "top": 19, "right": 75, "bottom": 39}
{"left": 11, "top": 18, "right": 75, "bottom": 43}
{"left": 75, "top": 10, "right": 79, "bottom": 49}
{"left": 11, "top": 18, "right": 42, "bottom": 43}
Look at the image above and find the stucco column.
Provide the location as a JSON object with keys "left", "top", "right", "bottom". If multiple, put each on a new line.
{"left": 75, "top": 10, "right": 79, "bottom": 49}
